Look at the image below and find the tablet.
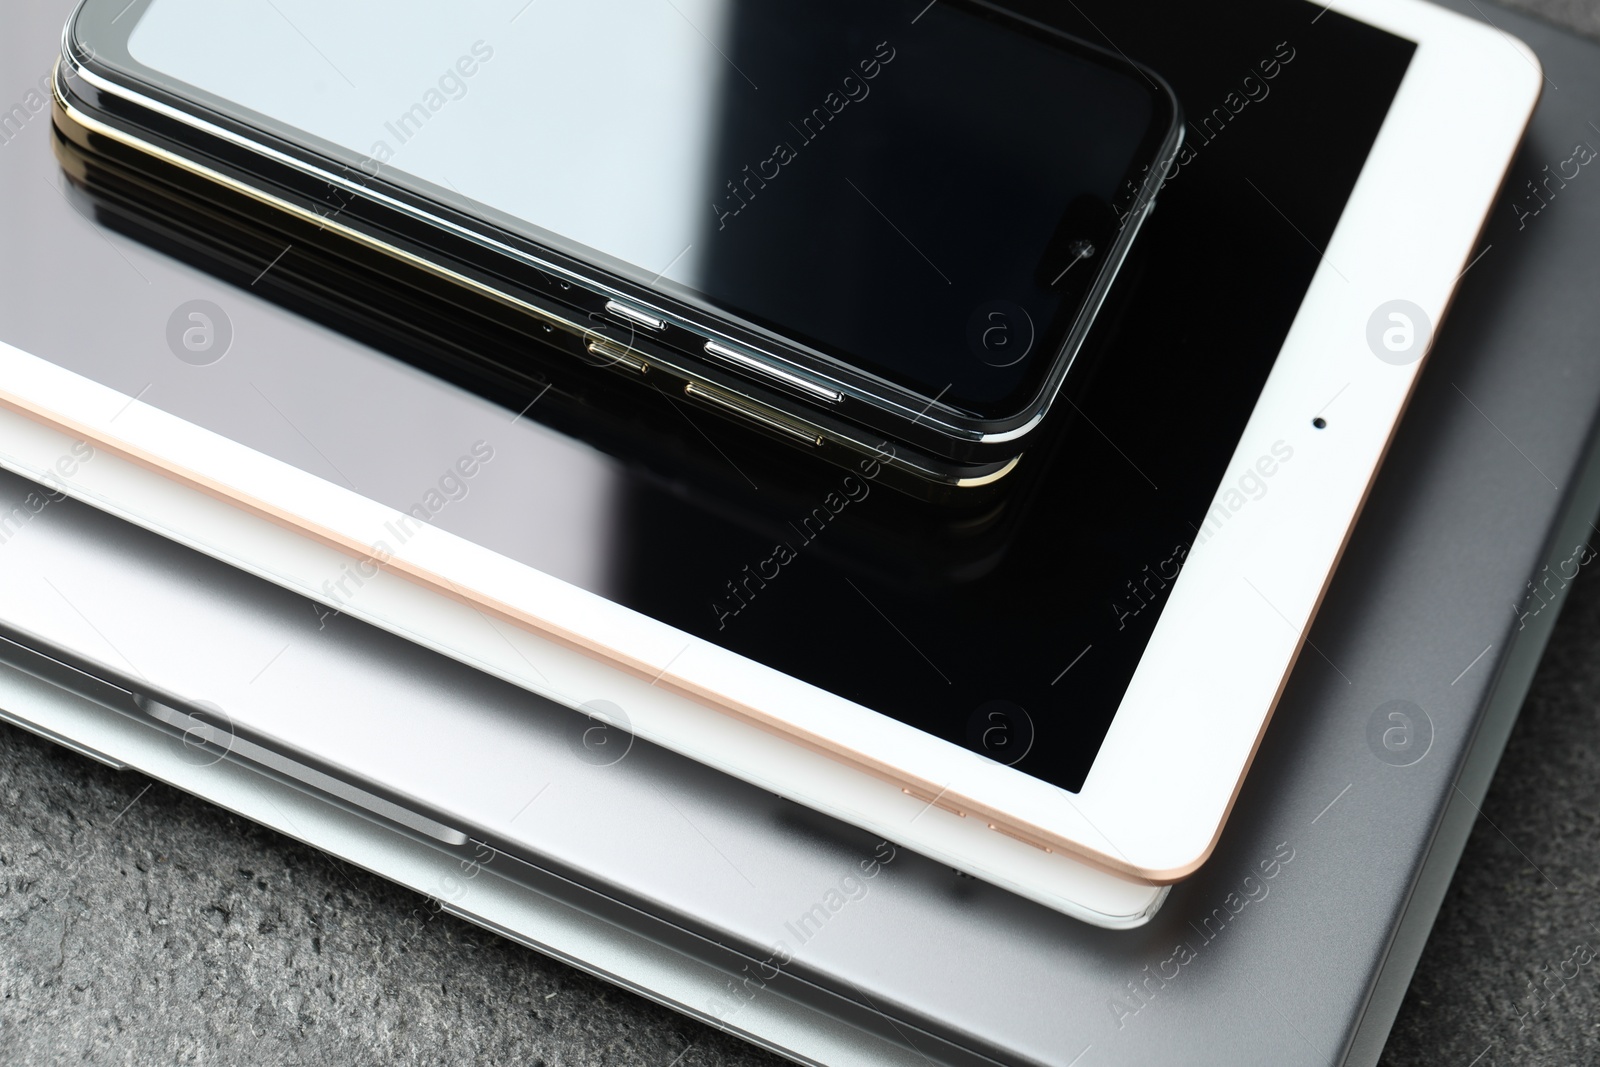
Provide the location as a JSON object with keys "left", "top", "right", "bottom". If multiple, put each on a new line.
{"left": 0, "top": 0, "right": 1538, "bottom": 914}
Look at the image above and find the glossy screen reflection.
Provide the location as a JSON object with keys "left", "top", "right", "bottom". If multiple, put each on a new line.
{"left": 129, "top": 0, "right": 1164, "bottom": 416}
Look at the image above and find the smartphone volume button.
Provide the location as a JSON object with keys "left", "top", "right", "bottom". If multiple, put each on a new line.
{"left": 702, "top": 341, "right": 842, "bottom": 403}
{"left": 682, "top": 382, "right": 823, "bottom": 447}
{"left": 603, "top": 299, "right": 667, "bottom": 332}
{"left": 584, "top": 338, "right": 648, "bottom": 375}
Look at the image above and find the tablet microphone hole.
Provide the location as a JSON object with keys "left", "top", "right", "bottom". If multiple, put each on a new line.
{"left": 1313, "top": 417, "right": 1328, "bottom": 429}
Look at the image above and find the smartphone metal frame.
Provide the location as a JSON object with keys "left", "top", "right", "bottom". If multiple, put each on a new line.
{"left": 58, "top": 0, "right": 1184, "bottom": 473}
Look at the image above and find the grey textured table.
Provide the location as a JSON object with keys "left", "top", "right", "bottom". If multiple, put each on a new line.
{"left": 4, "top": 2, "right": 1600, "bottom": 1065}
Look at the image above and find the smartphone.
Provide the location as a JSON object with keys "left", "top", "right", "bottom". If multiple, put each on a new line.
{"left": 56, "top": 0, "right": 1182, "bottom": 497}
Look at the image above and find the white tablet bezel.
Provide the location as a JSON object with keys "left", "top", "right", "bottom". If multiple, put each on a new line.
{"left": 5, "top": 0, "right": 1539, "bottom": 890}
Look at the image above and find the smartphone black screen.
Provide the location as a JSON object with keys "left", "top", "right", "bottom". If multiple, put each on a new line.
{"left": 103, "top": 0, "right": 1176, "bottom": 423}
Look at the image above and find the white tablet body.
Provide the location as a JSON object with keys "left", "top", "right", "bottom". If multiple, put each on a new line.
{"left": 0, "top": 0, "right": 1538, "bottom": 909}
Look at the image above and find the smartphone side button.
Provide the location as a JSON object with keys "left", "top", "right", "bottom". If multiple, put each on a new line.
{"left": 702, "top": 341, "right": 842, "bottom": 403}
{"left": 603, "top": 299, "right": 667, "bottom": 332}
{"left": 585, "top": 338, "right": 649, "bottom": 374}
{"left": 683, "top": 382, "right": 824, "bottom": 447}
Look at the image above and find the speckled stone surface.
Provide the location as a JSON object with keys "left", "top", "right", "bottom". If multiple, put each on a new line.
{"left": 4, "top": 2, "right": 1600, "bottom": 1064}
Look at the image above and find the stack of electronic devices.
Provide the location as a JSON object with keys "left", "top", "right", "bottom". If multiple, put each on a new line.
{"left": 0, "top": 0, "right": 1573, "bottom": 1063}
